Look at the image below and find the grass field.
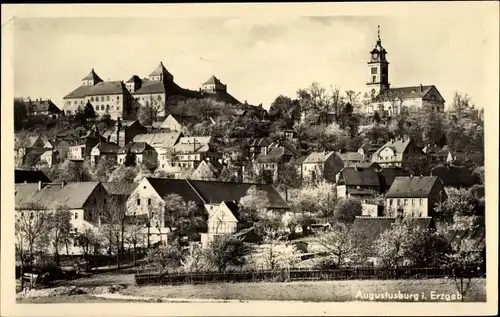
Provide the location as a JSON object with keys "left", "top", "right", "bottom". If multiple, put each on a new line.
{"left": 121, "top": 278, "right": 486, "bottom": 302}
{"left": 17, "top": 294, "right": 143, "bottom": 304}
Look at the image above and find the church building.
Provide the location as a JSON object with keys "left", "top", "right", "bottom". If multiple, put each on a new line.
{"left": 364, "top": 26, "right": 445, "bottom": 116}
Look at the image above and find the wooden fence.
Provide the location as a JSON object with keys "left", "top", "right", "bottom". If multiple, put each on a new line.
{"left": 135, "top": 266, "right": 486, "bottom": 286}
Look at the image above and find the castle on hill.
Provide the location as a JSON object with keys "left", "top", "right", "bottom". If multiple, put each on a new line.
{"left": 63, "top": 62, "right": 241, "bottom": 120}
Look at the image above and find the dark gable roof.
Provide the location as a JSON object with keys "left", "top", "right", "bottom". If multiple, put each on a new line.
{"left": 378, "top": 167, "right": 411, "bottom": 190}
{"left": 118, "top": 142, "right": 155, "bottom": 154}
{"left": 255, "top": 147, "right": 294, "bottom": 163}
{"left": 376, "top": 85, "right": 434, "bottom": 101}
{"left": 15, "top": 170, "right": 51, "bottom": 183}
{"left": 64, "top": 81, "right": 128, "bottom": 99}
{"left": 373, "top": 138, "right": 413, "bottom": 157}
{"left": 386, "top": 176, "right": 439, "bottom": 198}
{"left": 149, "top": 62, "right": 173, "bottom": 78}
{"left": 81, "top": 69, "right": 103, "bottom": 82}
{"left": 126, "top": 75, "right": 142, "bottom": 83}
{"left": 94, "top": 142, "right": 120, "bottom": 154}
{"left": 431, "top": 164, "right": 475, "bottom": 187}
{"left": 102, "top": 182, "right": 138, "bottom": 196}
{"left": 146, "top": 178, "right": 204, "bottom": 204}
{"left": 27, "top": 100, "right": 61, "bottom": 114}
{"left": 353, "top": 217, "right": 434, "bottom": 250}
{"left": 186, "top": 180, "right": 289, "bottom": 209}
{"left": 202, "top": 91, "right": 241, "bottom": 105}
{"left": 340, "top": 167, "right": 380, "bottom": 187}
{"left": 15, "top": 182, "right": 100, "bottom": 209}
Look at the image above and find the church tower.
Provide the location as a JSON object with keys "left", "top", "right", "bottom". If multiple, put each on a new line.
{"left": 366, "top": 26, "right": 390, "bottom": 99}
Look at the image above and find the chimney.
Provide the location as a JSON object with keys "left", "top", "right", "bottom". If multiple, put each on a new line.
{"left": 420, "top": 84, "right": 423, "bottom": 92}
{"left": 38, "top": 181, "right": 42, "bottom": 191}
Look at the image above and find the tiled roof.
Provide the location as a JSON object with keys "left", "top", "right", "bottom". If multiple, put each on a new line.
{"left": 378, "top": 167, "right": 411, "bottom": 191}
{"left": 359, "top": 143, "right": 383, "bottom": 155}
{"left": 339, "top": 167, "right": 380, "bottom": 187}
{"left": 354, "top": 162, "right": 381, "bottom": 169}
{"left": 162, "top": 114, "right": 201, "bottom": 127}
{"left": 202, "top": 75, "right": 223, "bottom": 86}
{"left": 250, "top": 138, "right": 270, "bottom": 147}
{"left": 92, "top": 142, "right": 120, "bottom": 154}
{"left": 15, "top": 182, "right": 100, "bottom": 210}
{"left": 102, "top": 182, "right": 138, "bottom": 196}
{"left": 376, "top": 85, "right": 434, "bottom": 102}
{"left": 133, "top": 132, "right": 182, "bottom": 149}
{"left": 303, "top": 151, "right": 335, "bottom": 164}
{"left": 174, "top": 143, "right": 210, "bottom": 154}
{"left": 15, "top": 170, "right": 51, "bottom": 183}
{"left": 149, "top": 62, "right": 173, "bottom": 78}
{"left": 430, "top": 164, "right": 476, "bottom": 188}
{"left": 202, "top": 91, "right": 241, "bottom": 105}
{"left": 146, "top": 178, "right": 204, "bottom": 204}
{"left": 337, "top": 151, "right": 364, "bottom": 163}
{"left": 126, "top": 75, "right": 142, "bottom": 83}
{"left": 118, "top": 141, "right": 156, "bottom": 154}
{"left": 255, "top": 147, "right": 293, "bottom": 163}
{"left": 187, "top": 180, "right": 289, "bottom": 209}
{"left": 81, "top": 69, "right": 103, "bottom": 82}
{"left": 133, "top": 80, "right": 168, "bottom": 95}
{"left": 178, "top": 136, "right": 212, "bottom": 145}
{"left": 353, "top": 217, "right": 434, "bottom": 253}
{"left": 386, "top": 176, "right": 440, "bottom": 198}
{"left": 64, "top": 81, "right": 128, "bottom": 99}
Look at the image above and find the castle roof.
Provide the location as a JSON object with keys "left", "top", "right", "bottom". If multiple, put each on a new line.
{"left": 203, "top": 75, "right": 223, "bottom": 86}
{"left": 64, "top": 81, "right": 128, "bottom": 99}
{"left": 81, "top": 69, "right": 103, "bottom": 82}
{"left": 149, "top": 62, "right": 173, "bottom": 78}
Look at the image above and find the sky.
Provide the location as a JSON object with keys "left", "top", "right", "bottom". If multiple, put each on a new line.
{"left": 12, "top": 7, "right": 498, "bottom": 111}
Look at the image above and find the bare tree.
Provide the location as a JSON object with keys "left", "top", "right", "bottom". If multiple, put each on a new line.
{"left": 316, "top": 222, "right": 363, "bottom": 267}
{"left": 51, "top": 205, "right": 73, "bottom": 265}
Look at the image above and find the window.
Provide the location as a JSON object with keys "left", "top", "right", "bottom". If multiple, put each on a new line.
{"left": 372, "top": 76, "right": 376, "bottom": 83}
{"left": 94, "top": 198, "right": 97, "bottom": 204}
{"left": 419, "top": 199, "right": 423, "bottom": 206}
{"left": 148, "top": 199, "right": 152, "bottom": 206}
{"left": 107, "top": 96, "right": 110, "bottom": 101}
{"left": 75, "top": 212, "right": 78, "bottom": 219}
{"left": 101, "top": 96, "right": 104, "bottom": 102}
{"left": 412, "top": 199, "right": 415, "bottom": 206}
{"left": 104, "top": 199, "right": 107, "bottom": 204}
{"left": 397, "top": 199, "right": 401, "bottom": 206}
{"left": 91, "top": 97, "right": 94, "bottom": 102}
{"left": 117, "top": 96, "right": 120, "bottom": 100}
{"left": 75, "top": 228, "right": 78, "bottom": 233}
{"left": 106, "top": 104, "right": 110, "bottom": 110}
{"left": 137, "top": 199, "right": 141, "bottom": 206}
{"left": 389, "top": 199, "right": 393, "bottom": 206}
{"left": 371, "top": 67, "right": 377, "bottom": 74}
{"left": 404, "top": 199, "right": 408, "bottom": 206}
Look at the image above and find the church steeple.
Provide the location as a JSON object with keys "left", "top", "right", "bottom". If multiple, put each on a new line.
{"left": 366, "top": 25, "right": 390, "bottom": 99}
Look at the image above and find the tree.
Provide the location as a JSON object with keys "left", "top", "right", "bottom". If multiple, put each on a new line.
{"left": 181, "top": 246, "right": 214, "bottom": 273}
{"left": 434, "top": 187, "right": 475, "bottom": 224}
{"left": 145, "top": 244, "right": 184, "bottom": 273}
{"left": 333, "top": 198, "right": 362, "bottom": 225}
{"left": 108, "top": 165, "right": 139, "bottom": 183}
{"left": 162, "top": 193, "right": 205, "bottom": 243}
{"left": 288, "top": 181, "right": 337, "bottom": 220}
{"left": 138, "top": 96, "right": 164, "bottom": 126}
{"left": 93, "top": 156, "right": 117, "bottom": 182}
{"left": 99, "top": 197, "right": 127, "bottom": 268}
{"left": 84, "top": 102, "right": 96, "bottom": 119}
{"left": 124, "top": 218, "right": 147, "bottom": 266}
{"left": 124, "top": 148, "right": 136, "bottom": 167}
{"left": 316, "top": 222, "right": 364, "bottom": 267}
{"left": 204, "top": 235, "right": 250, "bottom": 272}
{"left": 239, "top": 186, "right": 270, "bottom": 225}
{"left": 51, "top": 205, "right": 72, "bottom": 265}
{"left": 15, "top": 203, "right": 54, "bottom": 267}
{"left": 268, "top": 95, "right": 301, "bottom": 123}
{"left": 14, "top": 99, "right": 28, "bottom": 131}
{"left": 444, "top": 239, "right": 484, "bottom": 301}
{"left": 254, "top": 230, "right": 300, "bottom": 270}
{"left": 76, "top": 227, "right": 101, "bottom": 267}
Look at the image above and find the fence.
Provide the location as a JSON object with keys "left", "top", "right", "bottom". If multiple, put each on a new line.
{"left": 135, "top": 266, "right": 486, "bottom": 286}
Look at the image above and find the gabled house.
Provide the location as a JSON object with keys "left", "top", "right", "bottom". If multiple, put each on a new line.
{"left": 25, "top": 98, "right": 62, "bottom": 118}
{"left": 371, "top": 137, "right": 425, "bottom": 169}
{"left": 133, "top": 132, "right": 182, "bottom": 169}
{"left": 201, "top": 201, "right": 241, "bottom": 248}
{"left": 301, "top": 151, "right": 344, "bottom": 183}
{"left": 385, "top": 176, "right": 447, "bottom": 218}
{"left": 337, "top": 151, "right": 366, "bottom": 166}
{"left": 336, "top": 166, "right": 380, "bottom": 200}
{"left": 160, "top": 114, "right": 202, "bottom": 134}
{"left": 90, "top": 141, "right": 121, "bottom": 166}
{"left": 102, "top": 182, "right": 139, "bottom": 212}
{"left": 117, "top": 142, "right": 158, "bottom": 168}
{"left": 102, "top": 119, "right": 148, "bottom": 147}
{"left": 430, "top": 164, "right": 476, "bottom": 188}
{"left": 358, "top": 142, "right": 384, "bottom": 161}
{"left": 378, "top": 166, "right": 411, "bottom": 193}
{"left": 190, "top": 159, "right": 224, "bottom": 181}
{"left": 172, "top": 136, "right": 220, "bottom": 171}
{"left": 254, "top": 146, "right": 297, "bottom": 182}
{"left": 15, "top": 181, "right": 108, "bottom": 255}
{"left": 248, "top": 138, "right": 270, "bottom": 160}
{"left": 67, "top": 125, "right": 107, "bottom": 161}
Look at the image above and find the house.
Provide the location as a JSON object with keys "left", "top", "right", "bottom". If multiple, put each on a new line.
{"left": 117, "top": 142, "right": 158, "bottom": 168}
{"left": 54, "top": 126, "right": 88, "bottom": 143}
{"left": 172, "top": 136, "right": 220, "bottom": 171}
{"left": 190, "top": 159, "right": 224, "bottom": 181}
{"left": 301, "top": 151, "right": 344, "bottom": 183}
{"left": 337, "top": 151, "right": 366, "bottom": 166}
{"left": 446, "top": 151, "right": 484, "bottom": 168}
{"left": 53, "top": 140, "right": 71, "bottom": 160}
{"left": 15, "top": 181, "right": 107, "bottom": 255}
{"left": 67, "top": 125, "right": 106, "bottom": 161}
{"left": 248, "top": 138, "right": 270, "bottom": 160}
{"left": 200, "top": 75, "right": 241, "bottom": 105}
{"left": 370, "top": 137, "right": 425, "bottom": 169}
{"left": 336, "top": 166, "right": 380, "bottom": 200}
{"left": 40, "top": 149, "right": 58, "bottom": 168}
{"left": 254, "top": 146, "right": 297, "bottom": 182}
{"left": 102, "top": 182, "right": 138, "bottom": 210}
{"left": 126, "top": 178, "right": 289, "bottom": 244}
{"left": 378, "top": 166, "right": 411, "bottom": 193}
{"left": 102, "top": 119, "right": 148, "bottom": 147}
{"left": 430, "top": 164, "right": 476, "bottom": 188}
{"left": 361, "top": 203, "right": 384, "bottom": 217}
{"left": 25, "top": 98, "right": 62, "bottom": 118}
{"left": 160, "top": 114, "right": 200, "bottom": 134}
{"left": 358, "top": 142, "right": 384, "bottom": 161}
{"left": 385, "top": 176, "right": 447, "bottom": 218}
{"left": 63, "top": 69, "right": 132, "bottom": 120}
{"left": 352, "top": 216, "right": 436, "bottom": 266}
{"left": 201, "top": 201, "right": 240, "bottom": 248}
{"left": 132, "top": 132, "right": 182, "bottom": 169}
{"left": 15, "top": 170, "right": 51, "bottom": 183}
{"left": 353, "top": 161, "right": 382, "bottom": 171}
{"left": 90, "top": 142, "right": 121, "bottom": 166}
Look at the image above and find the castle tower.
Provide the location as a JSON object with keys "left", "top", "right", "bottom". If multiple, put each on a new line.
{"left": 148, "top": 61, "right": 174, "bottom": 82}
{"left": 81, "top": 69, "right": 103, "bottom": 86}
{"left": 366, "top": 26, "right": 390, "bottom": 99}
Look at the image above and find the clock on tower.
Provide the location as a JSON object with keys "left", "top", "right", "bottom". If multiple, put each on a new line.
{"left": 366, "top": 25, "right": 390, "bottom": 97}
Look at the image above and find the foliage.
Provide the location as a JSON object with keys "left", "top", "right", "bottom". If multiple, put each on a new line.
{"left": 434, "top": 187, "right": 475, "bottom": 223}
{"left": 333, "top": 198, "right": 362, "bottom": 225}
{"left": 162, "top": 193, "right": 205, "bottom": 242}
{"left": 138, "top": 96, "right": 163, "bottom": 126}
{"left": 316, "top": 222, "right": 364, "bottom": 267}
{"left": 145, "top": 244, "right": 184, "bottom": 273}
{"left": 288, "top": 181, "right": 336, "bottom": 219}
{"left": 51, "top": 206, "right": 73, "bottom": 265}
{"left": 124, "top": 148, "right": 136, "bottom": 167}
{"left": 92, "top": 156, "right": 117, "bottom": 182}
{"left": 44, "top": 159, "right": 93, "bottom": 183}
{"left": 181, "top": 247, "right": 215, "bottom": 273}
{"left": 14, "top": 99, "right": 28, "bottom": 131}
{"left": 238, "top": 186, "right": 271, "bottom": 225}
{"left": 253, "top": 231, "right": 300, "bottom": 270}
{"left": 108, "top": 165, "right": 139, "bottom": 183}
{"left": 204, "top": 235, "right": 250, "bottom": 272}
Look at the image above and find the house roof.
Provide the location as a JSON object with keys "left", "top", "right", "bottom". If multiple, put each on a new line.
{"left": 81, "top": 69, "right": 103, "bottom": 82}
{"left": 27, "top": 99, "right": 62, "bottom": 114}
{"left": 359, "top": 142, "right": 384, "bottom": 154}
{"left": 191, "top": 160, "right": 222, "bottom": 179}
{"left": 375, "top": 85, "right": 436, "bottom": 102}
{"left": 149, "top": 62, "right": 173, "bottom": 78}
{"left": 353, "top": 217, "right": 434, "bottom": 250}
{"left": 146, "top": 178, "right": 205, "bottom": 204}
{"left": 354, "top": 162, "right": 381, "bottom": 169}
{"left": 162, "top": 114, "right": 201, "bottom": 127}
{"left": 303, "top": 151, "right": 335, "bottom": 164}
{"left": 255, "top": 147, "right": 295, "bottom": 164}
{"left": 202, "top": 75, "right": 223, "bottom": 86}
{"left": 186, "top": 180, "right": 289, "bottom": 209}
{"left": 372, "top": 138, "right": 414, "bottom": 158}
{"left": 178, "top": 136, "right": 212, "bottom": 145}
{"left": 15, "top": 182, "right": 100, "bottom": 210}
{"left": 64, "top": 81, "right": 128, "bottom": 99}
{"left": 118, "top": 142, "right": 156, "bottom": 154}
{"left": 339, "top": 167, "right": 380, "bottom": 187}
{"left": 250, "top": 138, "right": 270, "bottom": 147}
{"left": 133, "top": 132, "right": 182, "bottom": 149}
{"left": 386, "top": 176, "right": 440, "bottom": 198}
{"left": 207, "top": 201, "right": 239, "bottom": 223}
{"left": 337, "top": 151, "right": 364, "bottom": 163}
{"left": 431, "top": 164, "right": 476, "bottom": 188}
{"left": 378, "top": 167, "right": 411, "bottom": 190}
{"left": 174, "top": 143, "right": 210, "bottom": 154}
{"left": 15, "top": 170, "right": 51, "bottom": 183}
{"left": 102, "top": 182, "right": 138, "bottom": 196}
{"left": 201, "top": 91, "right": 241, "bottom": 105}
{"left": 92, "top": 142, "right": 120, "bottom": 154}
{"left": 126, "top": 75, "right": 142, "bottom": 83}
